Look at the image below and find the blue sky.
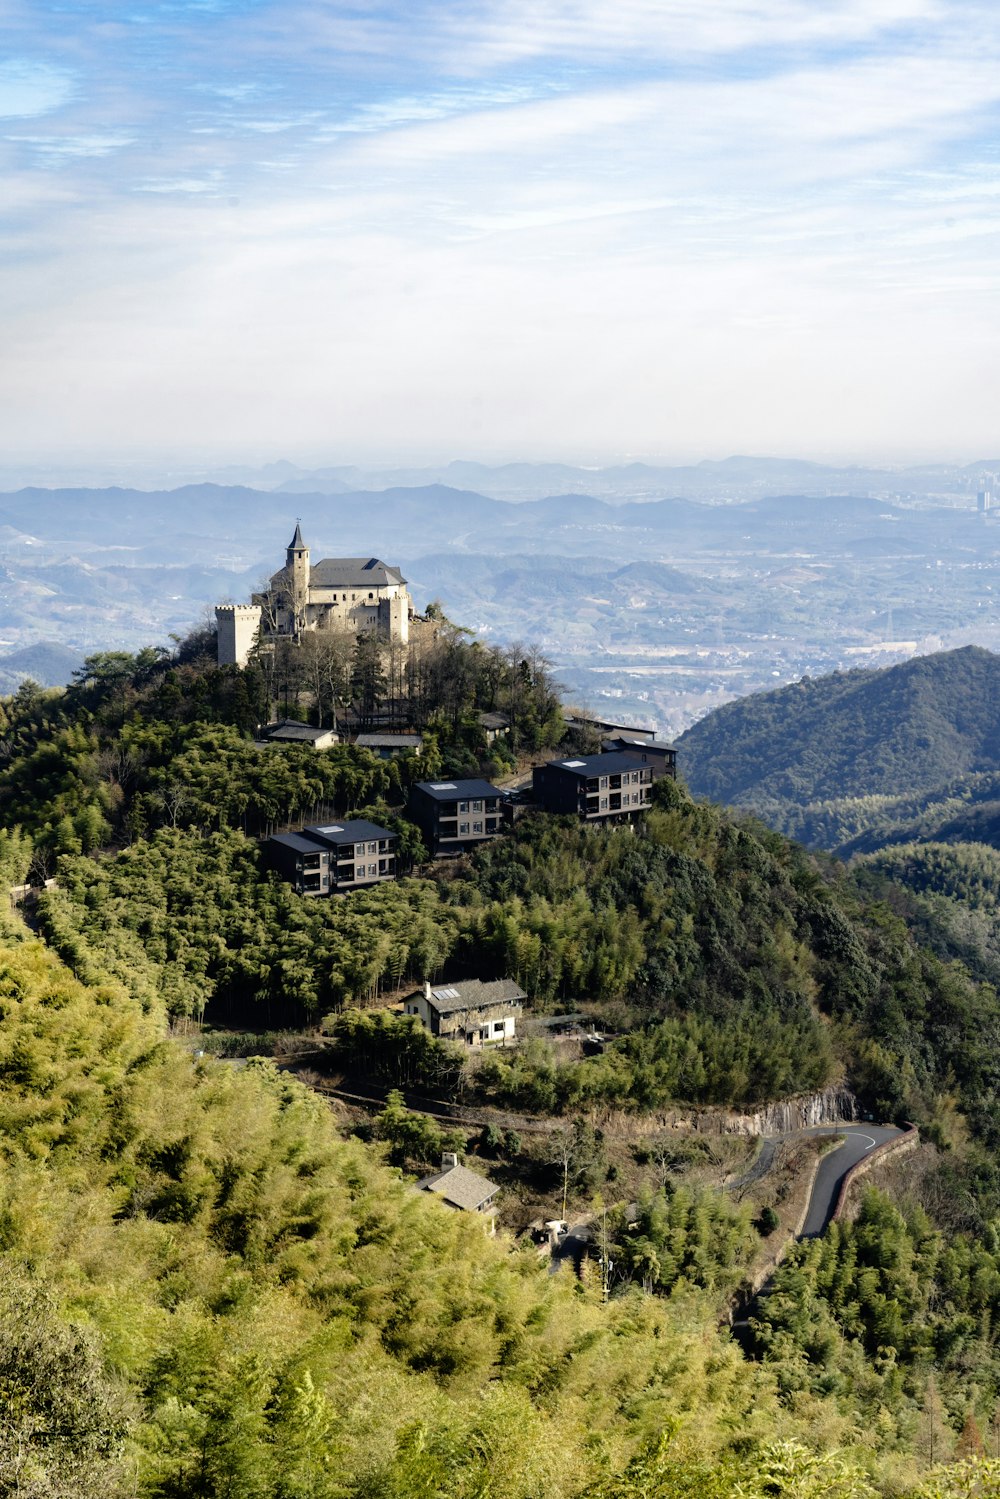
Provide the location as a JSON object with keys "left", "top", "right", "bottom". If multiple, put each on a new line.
{"left": 2, "top": 0, "right": 1000, "bottom": 473}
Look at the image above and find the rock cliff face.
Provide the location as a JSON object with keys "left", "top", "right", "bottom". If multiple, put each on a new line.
{"left": 679, "top": 1086, "right": 858, "bottom": 1137}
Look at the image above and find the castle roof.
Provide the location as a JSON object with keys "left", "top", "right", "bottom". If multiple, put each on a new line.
{"left": 310, "top": 557, "right": 406, "bottom": 588}
{"left": 288, "top": 521, "right": 306, "bottom": 551}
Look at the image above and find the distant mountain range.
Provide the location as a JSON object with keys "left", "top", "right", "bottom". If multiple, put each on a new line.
{"left": 0, "top": 476, "right": 996, "bottom": 736}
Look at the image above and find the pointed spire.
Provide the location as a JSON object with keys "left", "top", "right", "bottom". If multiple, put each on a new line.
{"left": 289, "top": 520, "right": 306, "bottom": 551}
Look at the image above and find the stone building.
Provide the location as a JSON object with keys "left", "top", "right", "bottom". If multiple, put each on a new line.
{"left": 404, "top": 978, "right": 525, "bottom": 1046}
{"left": 216, "top": 523, "right": 414, "bottom": 666}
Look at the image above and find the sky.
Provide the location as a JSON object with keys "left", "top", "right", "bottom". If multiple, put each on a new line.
{"left": 2, "top": 0, "right": 1000, "bottom": 476}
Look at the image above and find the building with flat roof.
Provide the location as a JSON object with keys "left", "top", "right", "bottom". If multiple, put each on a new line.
{"left": 602, "top": 734, "right": 677, "bottom": 781}
{"left": 532, "top": 751, "right": 652, "bottom": 824}
{"left": 407, "top": 778, "right": 505, "bottom": 856}
{"left": 266, "top": 818, "right": 397, "bottom": 896}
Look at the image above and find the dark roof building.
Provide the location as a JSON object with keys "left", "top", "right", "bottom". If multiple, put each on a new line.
{"left": 602, "top": 734, "right": 677, "bottom": 780}
{"left": 354, "top": 733, "right": 424, "bottom": 758}
{"left": 260, "top": 719, "right": 339, "bottom": 749}
{"left": 417, "top": 1153, "right": 499, "bottom": 1222}
{"left": 532, "top": 751, "right": 653, "bottom": 824}
{"left": 407, "top": 778, "right": 506, "bottom": 856}
{"left": 266, "top": 819, "right": 398, "bottom": 896}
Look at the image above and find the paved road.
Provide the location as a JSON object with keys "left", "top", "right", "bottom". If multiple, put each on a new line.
{"left": 797, "top": 1124, "right": 902, "bottom": 1238}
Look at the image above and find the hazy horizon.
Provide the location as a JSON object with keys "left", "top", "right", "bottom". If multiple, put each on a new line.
{"left": 0, "top": 448, "right": 998, "bottom": 496}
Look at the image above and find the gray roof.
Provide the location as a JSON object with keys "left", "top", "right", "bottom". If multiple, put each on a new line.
{"left": 477, "top": 711, "right": 510, "bottom": 730}
{"left": 270, "top": 831, "right": 327, "bottom": 855}
{"left": 355, "top": 734, "right": 423, "bottom": 750}
{"left": 543, "top": 751, "right": 650, "bottom": 778}
{"left": 603, "top": 736, "right": 677, "bottom": 754}
{"left": 563, "top": 712, "right": 655, "bottom": 740}
{"left": 265, "top": 720, "right": 333, "bottom": 742}
{"left": 413, "top": 778, "right": 502, "bottom": 801}
{"left": 417, "top": 1162, "right": 498, "bottom": 1212}
{"left": 303, "top": 819, "right": 394, "bottom": 846}
{"left": 289, "top": 521, "right": 306, "bottom": 550}
{"left": 425, "top": 978, "right": 526, "bottom": 1016}
{"left": 309, "top": 557, "right": 406, "bottom": 588}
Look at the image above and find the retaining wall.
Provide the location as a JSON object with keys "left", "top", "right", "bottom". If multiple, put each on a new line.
{"left": 830, "top": 1124, "right": 920, "bottom": 1223}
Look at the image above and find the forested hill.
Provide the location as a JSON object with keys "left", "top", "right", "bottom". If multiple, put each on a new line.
{"left": 13, "top": 630, "right": 1000, "bottom": 1491}
{"left": 676, "top": 646, "right": 1000, "bottom": 845}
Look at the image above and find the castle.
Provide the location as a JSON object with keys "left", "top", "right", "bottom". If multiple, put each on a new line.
{"left": 216, "top": 523, "right": 415, "bottom": 667}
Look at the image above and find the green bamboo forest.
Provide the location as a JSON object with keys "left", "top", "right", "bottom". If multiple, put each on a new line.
{"left": 4, "top": 629, "right": 1000, "bottom": 1496}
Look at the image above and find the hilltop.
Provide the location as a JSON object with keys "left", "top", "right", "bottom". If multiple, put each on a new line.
{"left": 7, "top": 629, "right": 1000, "bottom": 1490}
{"left": 676, "top": 646, "right": 1000, "bottom": 849}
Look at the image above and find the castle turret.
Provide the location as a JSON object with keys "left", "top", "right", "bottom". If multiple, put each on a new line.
{"left": 286, "top": 521, "right": 310, "bottom": 633}
{"left": 216, "top": 604, "right": 263, "bottom": 667}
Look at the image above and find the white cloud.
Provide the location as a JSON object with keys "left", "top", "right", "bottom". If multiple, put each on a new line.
{"left": 0, "top": 59, "right": 76, "bottom": 119}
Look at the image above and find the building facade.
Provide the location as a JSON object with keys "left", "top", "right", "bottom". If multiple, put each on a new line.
{"left": 405, "top": 978, "right": 525, "bottom": 1046}
{"left": 407, "top": 778, "right": 505, "bottom": 856}
{"left": 266, "top": 819, "right": 397, "bottom": 896}
{"left": 216, "top": 523, "right": 414, "bottom": 667}
{"left": 532, "top": 751, "right": 653, "bottom": 823}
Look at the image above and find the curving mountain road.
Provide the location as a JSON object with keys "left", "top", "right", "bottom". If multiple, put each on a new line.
{"left": 796, "top": 1124, "right": 902, "bottom": 1238}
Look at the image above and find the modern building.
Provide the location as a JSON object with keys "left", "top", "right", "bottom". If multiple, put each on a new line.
{"left": 602, "top": 734, "right": 677, "bottom": 781}
{"left": 216, "top": 523, "right": 414, "bottom": 666}
{"left": 265, "top": 819, "right": 397, "bottom": 896}
{"left": 407, "top": 778, "right": 505, "bottom": 856}
{"left": 532, "top": 751, "right": 653, "bottom": 823}
{"left": 404, "top": 978, "right": 525, "bottom": 1046}
{"left": 562, "top": 711, "right": 656, "bottom": 743}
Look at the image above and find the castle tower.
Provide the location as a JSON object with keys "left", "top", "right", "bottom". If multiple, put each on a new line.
{"left": 286, "top": 521, "right": 310, "bottom": 632}
{"left": 216, "top": 604, "right": 263, "bottom": 667}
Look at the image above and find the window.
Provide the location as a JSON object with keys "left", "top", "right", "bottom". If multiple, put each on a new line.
{"left": 600, "top": 797, "right": 608, "bottom": 810}
{"left": 493, "top": 1021, "right": 504, "bottom": 1034}
{"left": 368, "top": 863, "right": 377, "bottom": 877}
{"left": 459, "top": 822, "right": 470, "bottom": 835}
{"left": 486, "top": 818, "right": 497, "bottom": 832}
{"left": 472, "top": 821, "right": 483, "bottom": 834}
{"left": 472, "top": 799, "right": 483, "bottom": 812}
{"left": 355, "top": 844, "right": 365, "bottom": 859}
{"left": 458, "top": 800, "right": 469, "bottom": 814}
{"left": 367, "top": 842, "right": 376, "bottom": 855}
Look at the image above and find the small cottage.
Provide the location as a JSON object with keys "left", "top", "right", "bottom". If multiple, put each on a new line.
{"left": 404, "top": 978, "right": 524, "bottom": 1046}
{"left": 417, "top": 1152, "right": 499, "bottom": 1229}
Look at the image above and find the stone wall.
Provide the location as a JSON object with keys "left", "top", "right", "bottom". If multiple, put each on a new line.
{"left": 830, "top": 1124, "right": 920, "bottom": 1223}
